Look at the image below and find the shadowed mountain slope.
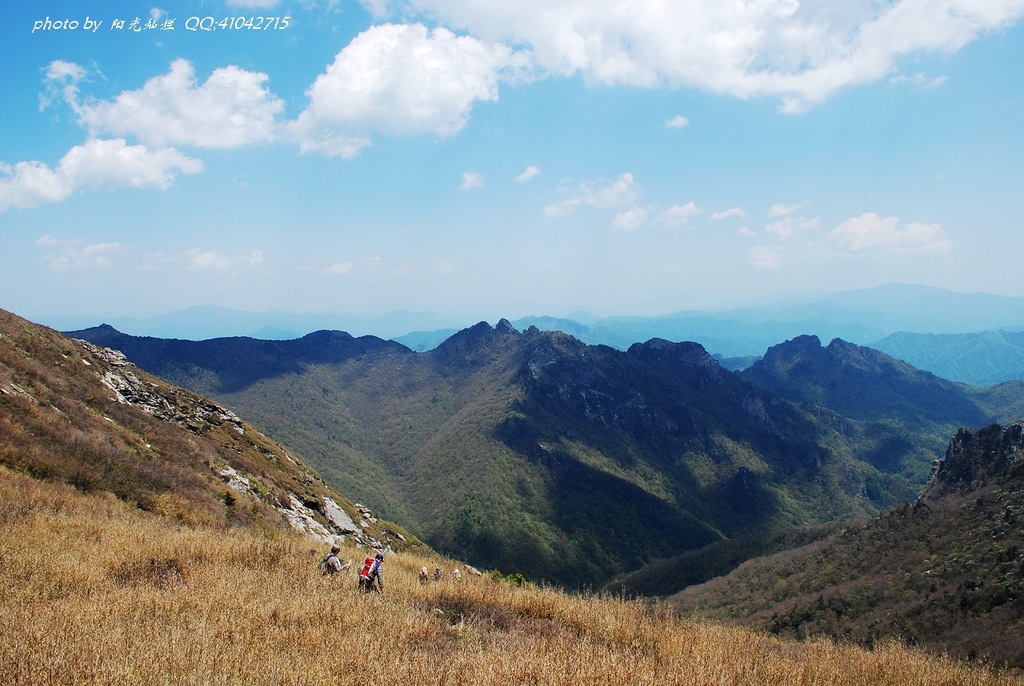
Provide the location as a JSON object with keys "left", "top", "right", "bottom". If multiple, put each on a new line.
{"left": 67, "top": 323, "right": 410, "bottom": 393}
{"left": 67, "top": 320, "right": 1017, "bottom": 588}
{"left": 741, "top": 335, "right": 996, "bottom": 424}
{"left": 669, "top": 421, "right": 1024, "bottom": 668}
{"left": 740, "top": 335, "right": 1024, "bottom": 469}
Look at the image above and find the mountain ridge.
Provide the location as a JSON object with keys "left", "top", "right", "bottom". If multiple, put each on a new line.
{"left": 42, "top": 282, "right": 1024, "bottom": 345}
{"left": 47, "top": 283, "right": 1024, "bottom": 384}
{"left": 871, "top": 329, "right": 1024, "bottom": 386}
{"left": 67, "top": 318, "right": 1023, "bottom": 588}
{"left": 668, "top": 421, "right": 1024, "bottom": 668}
{"left": 12, "top": 305, "right": 1024, "bottom": 667}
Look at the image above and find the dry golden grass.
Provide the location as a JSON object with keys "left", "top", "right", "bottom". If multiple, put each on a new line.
{"left": 2, "top": 467, "right": 1021, "bottom": 686}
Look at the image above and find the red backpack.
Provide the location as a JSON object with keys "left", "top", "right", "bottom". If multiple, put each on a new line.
{"left": 359, "top": 556, "right": 374, "bottom": 579}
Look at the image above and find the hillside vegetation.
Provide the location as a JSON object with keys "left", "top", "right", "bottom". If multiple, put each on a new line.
{"left": 3, "top": 468, "right": 1022, "bottom": 686}
{"left": 872, "top": 330, "right": 1024, "bottom": 387}
{"left": 669, "top": 422, "right": 1024, "bottom": 668}
{"left": 5, "top": 307, "right": 1024, "bottom": 678}
{"left": 0, "top": 308, "right": 419, "bottom": 555}
{"left": 69, "top": 321, "right": 1023, "bottom": 589}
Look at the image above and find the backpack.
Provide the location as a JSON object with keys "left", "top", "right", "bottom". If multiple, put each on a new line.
{"left": 359, "top": 556, "right": 375, "bottom": 579}
{"left": 318, "top": 553, "right": 338, "bottom": 575}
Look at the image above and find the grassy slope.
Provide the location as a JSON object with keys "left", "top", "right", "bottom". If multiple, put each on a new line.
{"left": 0, "top": 308, "right": 421, "bottom": 553}
{"left": 3, "top": 468, "right": 1021, "bottom": 686}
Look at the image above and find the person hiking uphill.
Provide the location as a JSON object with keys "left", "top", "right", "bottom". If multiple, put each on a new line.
{"left": 359, "top": 552, "right": 384, "bottom": 594}
{"left": 318, "top": 545, "right": 347, "bottom": 575}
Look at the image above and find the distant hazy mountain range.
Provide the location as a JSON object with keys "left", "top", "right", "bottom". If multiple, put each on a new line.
{"left": 46, "top": 283, "right": 1024, "bottom": 346}
{"left": 49, "top": 283, "right": 1024, "bottom": 385}
{"left": 871, "top": 330, "right": 1024, "bottom": 386}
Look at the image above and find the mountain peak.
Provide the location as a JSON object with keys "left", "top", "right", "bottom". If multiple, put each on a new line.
{"left": 432, "top": 320, "right": 524, "bottom": 364}
{"left": 495, "top": 318, "right": 518, "bottom": 335}
{"left": 741, "top": 335, "right": 989, "bottom": 426}
{"left": 924, "top": 422, "right": 1024, "bottom": 498}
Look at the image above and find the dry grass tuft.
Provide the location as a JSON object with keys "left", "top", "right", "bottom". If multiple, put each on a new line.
{"left": 2, "top": 466, "right": 1022, "bottom": 686}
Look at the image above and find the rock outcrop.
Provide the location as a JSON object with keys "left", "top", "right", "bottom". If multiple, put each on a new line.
{"left": 74, "top": 338, "right": 401, "bottom": 554}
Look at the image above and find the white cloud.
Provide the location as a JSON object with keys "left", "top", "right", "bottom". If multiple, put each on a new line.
{"left": 44, "top": 60, "right": 86, "bottom": 83}
{"left": 213, "top": 248, "right": 269, "bottom": 271}
{"left": 59, "top": 138, "right": 203, "bottom": 191}
{"left": 612, "top": 207, "right": 649, "bottom": 231}
{"left": 515, "top": 165, "right": 541, "bottom": 182}
{"left": 0, "top": 162, "right": 68, "bottom": 210}
{"left": 39, "top": 239, "right": 126, "bottom": 272}
{"left": 326, "top": 261, "right": 355, "bottom": 276}
{"left": 227, "top": 0, "right": 280, "bottom": 7}
{"left": 0, "top": 139, "right": 203, "bottom": 212}
{"left": 748, "top": 210, "right": 820, "bottom": 268}
{"left": 889, "top": 71, "right": 949, "bottom": 89}
{"left": 653, "top": 202, "right": 701, "bottom": 230}
{"left": 828, "top": 212, "right": 953, "bottom": 254}
{"left": 290, "top": 23, "right": 521, "bottom": 157}
{"left": 398, "top": 0, "right": 1024, "bottom": 110}
{"left": 39, "top": 60, "right": 87, "bottom": 111}
{"left": 544, "top": 172, "right": 641, "bottom": 218}
{"left": 358, "top": 0, "right": 388, "bottom": 16}
{"left": 37, "top": 239, "right": 267, "bottom": 275}
{"left": 769, "top": 202, "right": 805, "bottom": 217}
{"left": 712, "top": 207, "right": 746, "bottom": 221}
{"left": 187, "top": 249, "right": 233, "bottom": 271}
{"left": 664, "top": 115, "right": 689, "bottom": 129}
{"left": 69, "top": 59, "right": 284, "bottom": 148}
{"left": 460, "top": 171, "right": 483, "bottom": 190}
{"left": 766, "top": 216, "right": 820, "bottom": 240}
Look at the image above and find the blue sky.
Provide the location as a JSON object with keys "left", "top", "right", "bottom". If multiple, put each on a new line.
{"left": 2, "top": 0, "right": 1023, "bottom": 330}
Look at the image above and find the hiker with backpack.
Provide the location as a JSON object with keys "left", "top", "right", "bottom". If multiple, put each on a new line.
{"left": 318, "top": 545, "right": 348, "bottom": 575}
{"left": 359, "top": 552, "right": 384, "bottom": 594}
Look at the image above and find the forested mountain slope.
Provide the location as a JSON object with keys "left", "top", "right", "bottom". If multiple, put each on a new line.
{"left": 68, "top": 320, "right": 1017, "bottom": 587}
{"left": 669, "top": 421, "right": 1024, "bottom": 669}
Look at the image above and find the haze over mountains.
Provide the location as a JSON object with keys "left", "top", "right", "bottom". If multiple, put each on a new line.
{"left": 45, "top": 283, "right": 1024, "bottom": 386}
{"left": 41, "top": 283, "right": 1024, "bottom": 343}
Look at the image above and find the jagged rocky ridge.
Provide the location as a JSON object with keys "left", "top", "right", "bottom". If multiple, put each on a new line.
{"left": 67, "top": 320, "right": 1022, "bottom": 587}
